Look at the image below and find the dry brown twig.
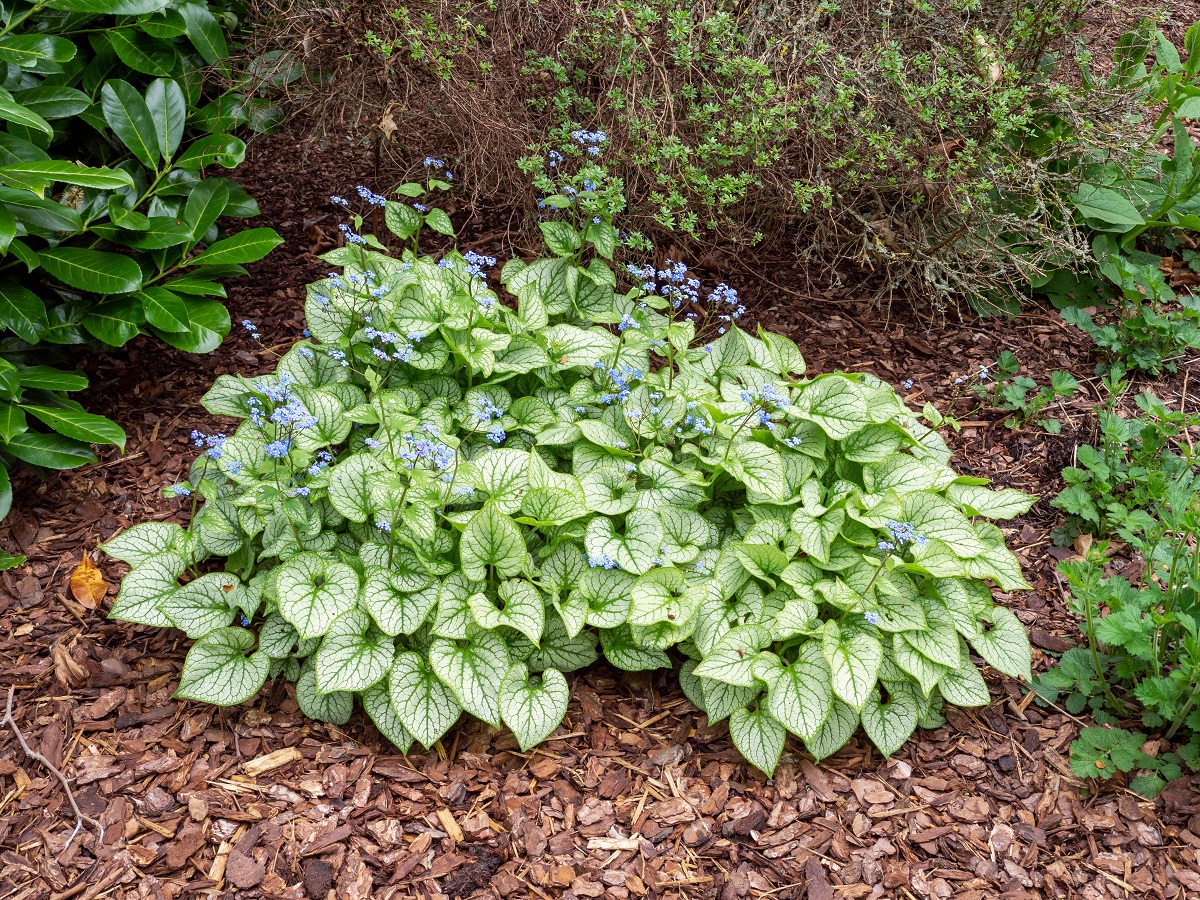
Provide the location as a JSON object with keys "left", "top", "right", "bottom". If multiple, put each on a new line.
{"left": 2, "top": 686, "right": 104, "bottom": 850}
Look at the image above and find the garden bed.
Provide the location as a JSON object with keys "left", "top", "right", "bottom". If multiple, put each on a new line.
{"left": 0, "top": 123, "right": 1198, "bottom": 900}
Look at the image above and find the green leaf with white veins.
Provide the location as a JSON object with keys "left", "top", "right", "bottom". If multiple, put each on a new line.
{"left": 724, "top": 441, "right": 786, "bottom": 498}
{"left": 389, "top": 650, "right": 462, "bottom": 748}
{"left": 966, "top": 607, "right": 1031, "bottom": 680}
{"left": 362, "top": 681, "right": 414, "bottom": 753}
{"left": 659, "top": 505, "right": 709, "bottom": 561}
{"left": 790, "top": 508, "right": 843, "bottom": 564}
{"left": 296, "top": 663, "right": 353, "bottom": 725}
{"left": 108, "top": 554, "right": 184, "bottom": 628}
{"left": 102, "top": 521, "right": 185, "bottom": 567}
{"left": 518, "top": 488, "right": 589, "bottom": 526}
{"left": 500, "top": 663, "right": 570, "bottom": 750}
{"left": 694, "top": 624, "right": 773, "bottom": 686}
{"left": 897, "top": 599, "right": 961, "bottom": 668}
{"left": 586, "top": 508, "right": 662, "bottom": 575}
{"left": 327, "top": 453, "right": 388, "bottom": 523}
{"left": 801, "top": 377, "right": 869, "bottom": 439}
{"left": 276, "top": 553, "right": 360, "bottom": 640}
{"left": 527, "top": 613, "right": 598, "bottom": 672}
{"left": 945, "top": 482, "right": 1036, "bottom": 519}
{"left": 629, "top": 567, "right": 692, "bottom": 627}
{"left": 429, "top": 629, "right": 509, "bottom": 727}
{"left": 806, "top": 698, "right": 859, "bottom": 761}
{"left": 362, "top": 569, "right": 438, "bottom": 635}
{"left": 729, "top": 706, "right": 785, "bottom": 776}
{"left": 578, "top": 567, "right": 634, "bottom": 628}
{"left": 160, "top": 572, "right": 237, "bottom": 638}
{"left": 461, "top": 503, "right": 526, "bottom": 580}
{"left": 765, "top": 641, "right": 833, "bottom": 741}
{"left": 938, "top": 652, "right": 991, "bottom": 706}
{"left": 470, "top": 450, "right": 530, "bottom": 514}
{"left": 175, "top": 628, "right": 269, "bottom": 706}
{"left": 701, "top": 678, "right": 759, "bottom": 724}
{"left": 892, "top": 635, "right": 948, "bottom": 697}
{"left": 902, "top": 492, "right": 989, "bottom": 557}
{"left": 600, "top": 625, "right": 671, "bottom": 671}
{"left": 315, "top": 608, "right": 396, "bottom": 693}
{"left": 823, "top": 621, "right": 882, "bottom": 709}
{"left": 860, "top": 685, "right": 921, "bottom": 757}
{"left": 469, "top": 579, "right": 545, "bottom": 644}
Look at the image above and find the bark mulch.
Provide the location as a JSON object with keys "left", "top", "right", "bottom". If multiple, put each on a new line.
{"left": 1, "top": 124, "right": 1199, "bottom": 900}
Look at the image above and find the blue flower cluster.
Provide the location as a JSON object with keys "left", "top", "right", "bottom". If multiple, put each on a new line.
{"left": 356, "top": 185, "right": 387, "bottom": 207}
{"left": 191, "top": 430, "right": 226, "bottom": 460}
{"left": 463, "top": 251, "right": 496, "bottom": 279}
{"left": 877, "top": 520, "right": 928, "bottom": 551}
{"left": 396, "top": 429, "right": 455, "bottom": 472}
{"left": 587, "top": 553, "right": 619, "bottom": 569}
{"left": 571, "top": 129, "right": 607, "bottom": 155}
{"left": 241, "top": 319, "right": 260, "bottom": 341}
{"left": 474, "top": 398, "right": 506, "bottom": 444}
{"left": 864, "top": 611, "right": 881, "bottom": 625}
{"left": 594, "top": 361, "right": 643, "bottom": 404}
{"left": 338, "top": 223, "right": 367, "bottom": 246}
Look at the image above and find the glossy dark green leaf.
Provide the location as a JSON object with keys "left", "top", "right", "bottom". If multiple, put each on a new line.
{"left": 0, "top": 89, "right": 52, "bottom": 138}
{"left": 107, "top": 196, "right": 150, "bottom": 230}
{"left": 0, "top": 161, "right": 134, "bottom": 192}
{"left": 10, "top": 86, "right": 90, "bottom": 120}
{"left": 5, "top": 431, "right": 96, "bottom": 469}
{"left": 83, "top": 295, "right": 144, "bottom": 346}
{"left": 184, "top": 178, "right": 229, "bottom": 244}
{"left": 162, "top": 274, "right": 225, "bottom": 297}
{"left": 38, "top": 248, "right": 143, "bottom": 294}
{"left": 174, "top": 133, "right": 245, "bottom": 171}
{"left": 100, "top": 79, "right": 159, "bottom": 169}
{"left": 6, "top": 240, "right": 40, "bottom": 273}
{"left": 188, "top": 227, "right": 282, "bottom": 265}
{"left": 0, "top": 359, "right": 18, "bottom": 399}
{"left": 17, "top": 366, "right": 87, "bottom": 392}
{"left": 0, "top": 204, "right": 15, "bottom": 253}
{"left": 107, "top": 29, "right": 178, "bottom": 78}
{"left": 41, "top": 302, "right": 90, "bottom": 345}
{"left": 0, "top": 465, "right": 12, "bottom": 521}
{"left": 0, "top": 35, "right": 77, "bottom": 68}
{"left": 145, "top": 78, "right": 185, "bottom": 159}
{"left": 139, "top": 8, "right": 189, "bottom": 39}
{"left": 47, "top": 0, "right": 169, "bottom": 11}
{"left": 93, "top": 216, "right": 191, "bottom": 249}
{"left": 0, "top": 187, "right": 82, "bottom": 233}
{"left": 23, "top": 404, "right": 125, "bottom": 449}
{"left": 137, "top": 287, "right": 190, "bottom": 332}
{"left": 0, "top": 403, "right": 27, "bottom": 443}
{"left": 178, "top": 1, "right": 228, "bottom": 65}
{"left": 154, "top": 296, "right": 228, "bottom": 353}
{"left": 0, "top": 280, "right": 47, "bottom": 343}
{"left": 0, "top": 134, "right": 50, "bottom": 166}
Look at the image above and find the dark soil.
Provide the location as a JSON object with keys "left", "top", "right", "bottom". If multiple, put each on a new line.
{"left": 1, "top": 115, "right": 1199, "bottom": 900}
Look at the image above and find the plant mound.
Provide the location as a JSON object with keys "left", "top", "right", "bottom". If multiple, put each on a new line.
{"left": 104, "top": 181, "right": 1034, "bottom": 774}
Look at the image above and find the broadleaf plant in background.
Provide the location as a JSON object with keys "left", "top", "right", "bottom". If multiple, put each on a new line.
{"left": 104, "top": 153, "right": 1035, "bottom": 774}
{"left": 1039, "top": 21, "right": 1200, "bottom": 376}
{"left": 0, "top": 0, "right": 281, "bottom": 539}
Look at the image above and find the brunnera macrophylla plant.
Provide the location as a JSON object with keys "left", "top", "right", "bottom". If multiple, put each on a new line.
{"left": 102, "top": 156, "right": 1036, "bottom": 775}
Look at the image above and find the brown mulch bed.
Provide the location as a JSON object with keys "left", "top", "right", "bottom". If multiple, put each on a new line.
{"left": 1, "top": 122, "right": 1200, "bottom": 900}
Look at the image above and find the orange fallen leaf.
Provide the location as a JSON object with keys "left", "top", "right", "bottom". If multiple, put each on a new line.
{"left": 69, "top": 553, "right": 107, "bottom": 609}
